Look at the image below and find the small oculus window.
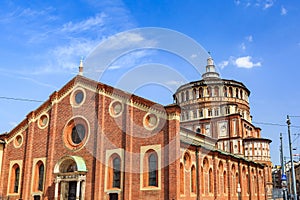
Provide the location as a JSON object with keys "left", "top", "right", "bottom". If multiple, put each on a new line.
{"left": 144, "top": 113, "right": 159, "bottom": 130}
{"left": 70, "top": 88, "right": 86, "bottom": 107}
{"left": 38, "top": 114, "right": 49, "bottom": 129}
{"left": 14, "top": 135, "right": 23, "bottom": 148}
{"left": 109, "top": 101, "right": 123, "bottom": 117}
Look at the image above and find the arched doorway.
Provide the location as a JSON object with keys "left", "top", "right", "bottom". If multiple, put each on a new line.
{"left": 54, "top": 156, "right": 87, "bottom": 200}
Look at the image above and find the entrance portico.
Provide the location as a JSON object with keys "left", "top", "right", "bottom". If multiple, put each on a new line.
{"left": 54, "top": 156, "right": 87, "bottom": 200}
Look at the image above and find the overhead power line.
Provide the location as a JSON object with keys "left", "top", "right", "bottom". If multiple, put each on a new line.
{"left": 0, "top": 96, "right": 43, "bottom": 103}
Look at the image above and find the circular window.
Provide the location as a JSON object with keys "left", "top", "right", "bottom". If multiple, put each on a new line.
{"left": 109, "top": 100, "right": 123, "bottom": 117}
{"left": 71, "top": 124, "right": 85, "bottom": 144}
{"left": 70, "top": 88, "right": 86, "bottom": 107}
{"left": 63, "top": 117, "right": 89, "bottom": 151}
{"left": 143, "top": 113, "right": 159, "bottom": 130}
{"left": 75, "top": 91, "right": 84, "bottom": 104}
{"left": 14, "top": 135, "right": 23, "bottom": 148}
{"left": 38, "top": 114, "right": 49, "bottom": 129}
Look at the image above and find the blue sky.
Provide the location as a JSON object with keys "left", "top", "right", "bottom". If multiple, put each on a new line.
{"left": 1, "top": 0, "right": 300, "bottom": 165}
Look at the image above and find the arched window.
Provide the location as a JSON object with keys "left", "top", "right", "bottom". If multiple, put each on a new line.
{"left": 236, "top": 88, "right": 239, "bottom": 98}
{"left": 10, "top": 164, "right": 20, "bottom": 193}
{"left": 148, "top": 153, "right": 158, "bottom": 187}
{"left": 236, "top": 172, "right": 239, "bottom": 195}
{"left": 229, "top": 87, "right": 233, "bottom": 97}
{"left": 186, "top": 91, "right": 189, "bottom": 101}
{"left": 223, "top": 87, "right": 228, "bottom": 97}
{"left": 223, "top": 171, "right": 227, "bottom": 194}
{"left": 199, "top": 87, "right": 203, "bottom": 98}
{"left": 107, "top": 154, "right": 121, "bottom": 189}
{"left": 209, "top": 168, "right": 213, "bottom": 193}
{"left": 191, "top": 165, "right": 196, "bottom": 193}
{"left": 214, "top": 86, "right": 219, "bottom": 97}
{"left": 199, "top": 109, "right": 203, "bottom": 118}
{"left": 181, "top": 92, "right": 185, "bottom": 102}
{"left": 201, "top": 167, "right": 204, "bottom": 193}
{"left": 35, "top": 162, "right": 45, "bottom": 191}
{"left": 180, "top": 163, "right": 184, "bottom": 194}
{"left": 193, "top": 88, "right": 197, "bottom": 99}
{"left": 207, "top": 87, "right": 212, "bottom": 97}
{"left": 113, "top": 157, "right": 121, "bottom": 188}
{"left": 246, "top": 174, "right": 249, "bottom": 194}
{"left": 218, "top": 161, "right": 223, "bottom": 194}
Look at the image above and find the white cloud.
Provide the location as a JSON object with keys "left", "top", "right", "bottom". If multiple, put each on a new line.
{"left": 234, "top": 0, "right": 241, "bottom": 5}
{"left": 234, "top": 56, "right": 261, "bottom": 68}
{"left": 264, "top": 0, "right": 274, "bottom": 9}
{"left": 219, "top": 56, "right": 261, "bottom": 69}
{"left": 218, "top": 61, "right": 229, "bottom": 69}
{"left": 240, "top": 43, "right": 246, "bottom": 51}
{"left": 246, "top": 35, "right": 253, "bottom": 42}
{"left": 61, "top": 13, "right": 107, "bottom": 33}
{"left": 281, "top": 6, "right": 287, "bottom": 15}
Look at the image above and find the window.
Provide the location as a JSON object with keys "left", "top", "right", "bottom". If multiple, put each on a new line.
{"left": 223, "top": 87, "right": 228, "bottom": 97}
{"left": 112, "top": 157, "right": 121, "bottom": 188}
{"left": 193, "top": 110, "right": 197, "bottom": 119}
{"left": 214, "top": 86, "right": 219, "bottom": 97}
{"left": 107, "top": 154, "right": 121, "bottom": 189}
{"left": 37, "top": 162, "right": 44, "bottom": 191}
{"left": 214, "top": 108, "right": 219, "bottom": 116}
{"left": 193, "top": 88, "right": 197, "bottom": 99}
{"left": 180, "top": 163, "right": 184, "bottom": 194}
{"left": 223, "top": 171, "right": 227, "bottom": 194}
{"left": 207, "top": 87, "right": 212, "bottom": 97}
{"left": 186, "top": 91, "right": 189, "bottom": 101}
{"left": 229, "top": 87, "right": 233, "bottom": 97}
{"left": 199, "top": 109, "right": 203, "bottom": 118}
{"left": 71, "top": 124, "right": 85, "bottom": 144}
{"left": 14, "top": 167, "right": 20, "bottom": 193}
{"left": 141, "top": 146, "right": 161, "bottom": 190}
{"left": 199, "top": 87, "right": 203, "bottom": 98}
{"left": 191, "top": 165, "right": 196, "bottom": 193}
{"left": 209, "top": 168, "right": 213, "bottom": 193}
{"left": 208, "top": 109, "right": 212, "bottom": 117}
{"left": 10, "top": 164, "right": 20, "bottom": 193}
{"left": 148, "top": 153, "right": 158, "bottom": 186}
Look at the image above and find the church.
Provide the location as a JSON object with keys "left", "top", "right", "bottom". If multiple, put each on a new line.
{"left": 0, "top": 56, "right": 272, "bottom": 200}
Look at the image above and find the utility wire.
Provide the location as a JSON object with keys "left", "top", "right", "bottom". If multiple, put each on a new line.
{"left": 0, "top": 96, "right": 43, "bottom": 103}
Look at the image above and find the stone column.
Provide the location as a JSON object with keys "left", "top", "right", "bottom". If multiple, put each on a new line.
{"left": 81, "top": 181, "right": 86, "bottom": 200}
{"left": 54, "top": 179, "right": 60, "bottom": 200}
{"left": 76, "top": 180, "right": 81, "bottom": 200}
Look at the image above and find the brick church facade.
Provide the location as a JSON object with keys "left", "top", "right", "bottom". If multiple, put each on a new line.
{"left": 0, "top": 57, "right": 272, "bottom": 200}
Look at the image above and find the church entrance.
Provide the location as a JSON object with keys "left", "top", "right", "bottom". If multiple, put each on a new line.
{"left": 109, "top": 193, "right": 118, "bottom": 200}
{"left": 68, "top": 181, "right": 77, "bottom": 200}
{"left": 54, "top": 156, "right": 87, "bottom": 200}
